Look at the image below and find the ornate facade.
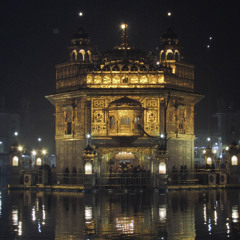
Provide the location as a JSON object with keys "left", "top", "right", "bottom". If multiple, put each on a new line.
{"left": 46, "top": 25, "right": 203, "bottom": 175}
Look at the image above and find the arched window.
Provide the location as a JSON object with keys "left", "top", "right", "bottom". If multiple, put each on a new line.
{"left": 72, "top": 50, "right": 77, "bottom": 61}
{"left": 112, "top": 65, "right": 120, "bottom": 71}
{"left": 160, "top": 52, "right": 165, "bottom": 61}
{"left": 121, "top": 117, "right": 129, "bottom": 125}
{"left": 102, "top": 65, "right": 110, "bottom": 71}
{"left": 174, "top": 51, "right": 179, "bottom": 61}
{"left": 167, "top": 52, "right": 173, "bottom": 60}
{"left": 122, "top": 65, "right": 129, "bottom": 71}
{"left": 131, "top": 65, "right": 138, "bottom": 71}
{"left": 87, "top": 50, "right": 92, "bottom": 62}
{"left": 79, "top": 49, "right": 85, "bottom": 61}
{"left": 140, "top": 65, "right": 147, "bottom": 71}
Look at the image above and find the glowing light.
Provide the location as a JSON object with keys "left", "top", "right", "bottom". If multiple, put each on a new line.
{"left": 32, "top": 150, "right": 37, "bottom": 156}
{"left": 12, "top": 209, "right": 18, "bottom": 225}
{"left": 87, "top": 134, "right": 91, "bottom": 139}
{"left": 207, "top": 157, "right": 212, "bottom": 165}
{"left": 115, "top": 217, "right": 134, "bottom": 234}
{"left": 159, "top": 207, "right": 167, "bottom": 221}
{"left": 32, "top": 207, "right": 36, "bottom": 221}
{"left": 12, "top": 156, "right": 19, "bottom": 166}
{"left": 160, "top": 134, "right": 164, "bottom": 138}
{"left": 85, "top": 162, "right": 92, "bottom": 175}
{"left": 232, "top": 205, "right": 239, "bottom": 223}
{"left": 159, "top": 162, "right": 166, "bottom": 174}
{"left": 207, "top": 45, "right": 210, "bottom": 48}
{"left": 79, "top": 11, "right": 83, "bottom": 16}
{"left": 18, "top": 221, "right": 22, "bottom": 236}
{"left": 167, "top": 12, "right": 172, "bottom": 16}
{"left": 203, "top": 150, "right": 206, "bottom": 154}
{"left": 231, "top": 155, "right": 238, "bottom": 165}
{"left": 209, "top": 36, "right": 213, "bottom": 40}
{"left": 42, "top": 149, "right": 47, "bottom": 155}
{"left": 36, "top": 158, "right": 42, "bottom": 166}
{"left": 14, "top": 132, "right": 18, "bottom": 136}
{"left": 18, "top": 146, "right": 23, "bottom": 152}
{"left": 121, "top": 23, "right": 127, "bottom": 30}
{"left": 207, "top": 137, "right": 211, "bottom": 141}
{"left": 85, "top": 206, "right": 93, "bottom": 221}
{"left": 226, "top": 146, "right": 229, "bottom": 151}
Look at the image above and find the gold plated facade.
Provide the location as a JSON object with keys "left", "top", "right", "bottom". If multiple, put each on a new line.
{"left": 46, "top": 25, "right": 203, "bottom": 174}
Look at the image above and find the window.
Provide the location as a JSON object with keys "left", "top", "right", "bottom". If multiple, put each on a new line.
{"left": 121, "top": 117, "right": 129, "bottom": 125}
{"left": 66, "top": 122, "right": 72, "bottom": 135}
{"left": 110, "top": 116, "right": 115, "bottom": 129}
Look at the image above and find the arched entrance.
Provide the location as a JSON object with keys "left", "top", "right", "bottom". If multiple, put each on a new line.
{"left": 110, "top": 152, "right": 139, "bottom": 173}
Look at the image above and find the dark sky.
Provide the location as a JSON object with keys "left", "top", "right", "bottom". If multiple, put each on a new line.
{"left": 0, "top": 0, "right": 239, "bottom": 151}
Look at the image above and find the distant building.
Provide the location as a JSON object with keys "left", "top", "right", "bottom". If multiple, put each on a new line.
{"left": 46, "top": 25, "right": 203, "bottom": 175}
{"left": 0, "top": 106, "right": 20, "bottom": 174}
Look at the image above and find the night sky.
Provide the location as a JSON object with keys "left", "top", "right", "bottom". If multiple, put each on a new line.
{"left": 0, "top": 0, "right": 239, "bottom": 152}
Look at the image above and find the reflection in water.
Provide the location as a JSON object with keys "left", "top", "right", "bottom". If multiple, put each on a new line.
{"left": 0, "top": 189, "right": 240, "bottom": 239}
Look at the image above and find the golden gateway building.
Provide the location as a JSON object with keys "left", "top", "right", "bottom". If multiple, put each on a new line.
{"left": 46, "top": 24, "right": 203, "bottom": 175}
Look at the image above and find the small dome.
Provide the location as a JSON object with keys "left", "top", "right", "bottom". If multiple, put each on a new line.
{"left": 71, "top": 27, "right": 90, "bottom": 46}
{"left": 109, "top": 96, "right": 142, "bottom": 107}
{"left": 160, "top": 27, "right": 179, "bottom": 46}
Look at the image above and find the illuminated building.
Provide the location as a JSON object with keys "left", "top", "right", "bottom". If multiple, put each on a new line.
{"left": 46, "top": 24, "right": 203, "bottom": 175}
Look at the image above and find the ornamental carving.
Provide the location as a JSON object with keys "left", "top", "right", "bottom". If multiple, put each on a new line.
{"left": 93, "top": 110, "right": 104, "bottom": 123}
{"left": 147, "top": 111, "right": 157, "bottom": 123}
{"left": 93, "top": 99, "right": 105, "bottom": 108}
{"left": 146, "top": 99, "right": 158, "bottom": 108}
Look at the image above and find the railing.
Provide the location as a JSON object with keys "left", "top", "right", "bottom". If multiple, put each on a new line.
{"left": 96, "top": 173, "right": 153, "bottom": 188}
{"left": 54, "top": 173, "right": 85, "bottom": 185}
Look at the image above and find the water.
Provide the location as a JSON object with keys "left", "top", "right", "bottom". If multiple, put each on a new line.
{"left": 1, "top": 177, "right": 240, "bottom": 239}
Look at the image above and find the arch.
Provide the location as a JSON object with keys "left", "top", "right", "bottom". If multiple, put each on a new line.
{"left": 102, "top": 65, "right": 110, "bottom": 71}
{"left": 140, "top": 65, "right": 147, "bottom": 71}
{"left": 87, "top": 50, "right": 92, "bottom": 62}
{"left": 71, "top": 50, "right": 77, "bottom": 61}
{"left": 131, "top": 65, "right": 138, "bottom": 71}
{"left": 167, "top": 52, "right": 173, "bottom": 60}
{"left": 112, "top": 65, "right": 120, "bottom": 71}
{"left": 174, "top": 50, "right": 180, "bottom": 61}
{"left": 160, "top": 50, "right": 165, "bottom": 61}
{"left": 79, "top": 49, "right": 85, "bottom": 61}
{"left": 121, "top": 65, "right": 129, "bottom": 71}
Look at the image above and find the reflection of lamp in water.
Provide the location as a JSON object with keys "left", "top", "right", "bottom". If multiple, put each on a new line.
{"left": 85, "top": 206, "right": 93, "bottom": 221}
{"left": 232, "top": 205, "right": 239, "bottom": 223}
{"left": 115, "top": 217, "right": 134, "bottom": 234}
{"left": 159, "top": 162, "right": 166, "bottom": 174}
{"left": 159, "top": 207, "right": 167, "bottom": 222}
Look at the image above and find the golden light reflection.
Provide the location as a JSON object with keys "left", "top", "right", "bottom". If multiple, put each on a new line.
{"left": 159, "top": 207, "right": 167, "bottom": 222}
{"left": 85, "top": 206, "right": 93, "bottom": 221}
{"left": 12, "top": 209, "right": 18, "bottom": 226}
{"left": 232, "top": 205, "right": 239, "bottom": 223}
{"left": 115, "top": 217, "right": 134, "bottom": 234}
{"left": 203, "top": 204, "right": 207, "bottom": 224}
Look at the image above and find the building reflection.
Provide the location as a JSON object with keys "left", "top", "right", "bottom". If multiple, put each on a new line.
{"left": 4, "top": 190, "right": 240, "bottom": 239}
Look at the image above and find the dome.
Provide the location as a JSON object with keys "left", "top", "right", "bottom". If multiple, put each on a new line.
{"left": 160, "top": 27, "right": 179, "bottom": 46}
{"left": 71, "top": 27, "right": 90, "bottom": 46}
{"left": 109, "top": 96, "right": 142, "bottom": 107}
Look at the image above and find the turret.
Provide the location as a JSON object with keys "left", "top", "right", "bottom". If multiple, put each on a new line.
{"left": 68, "top": 27, "right": 92, "bottom": 63}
